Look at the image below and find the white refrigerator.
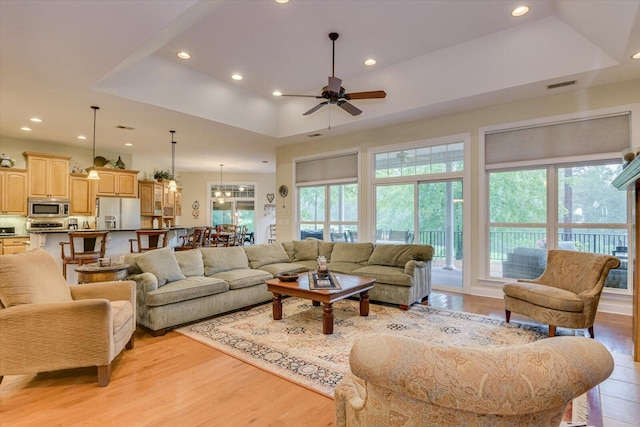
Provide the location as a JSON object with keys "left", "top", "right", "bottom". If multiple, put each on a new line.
{"left": 95, "top": 197, "right": 141, "bottom": 230}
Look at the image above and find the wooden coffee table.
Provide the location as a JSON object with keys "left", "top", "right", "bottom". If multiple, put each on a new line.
{"left": 265, "top": 272, "right": 375, "bottom": 334}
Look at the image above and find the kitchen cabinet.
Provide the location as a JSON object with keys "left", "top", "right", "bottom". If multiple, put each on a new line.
{"left": 0, "top": 236, "right": 31, "bottom": 254}
{"left": 24, "top": 152, "right": 71, "bottom": 198}
{"left": 87, "top": 167, "right": 139, "bottom": 198}
{"left": 69, "top": 173, "right": 95, "bottom": 216}
{"left": 0, "top": 168, "right": 28, "bottom": 215}
{"left": 174, "top": 189, "right": 182, "bottom": 217}
{"left": 139, "top": 180, "right": 163, "bottom": 216}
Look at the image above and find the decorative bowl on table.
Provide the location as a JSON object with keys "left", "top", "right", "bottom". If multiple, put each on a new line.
{"left": 277, "top": 272, "right": 299, "bottom": 282}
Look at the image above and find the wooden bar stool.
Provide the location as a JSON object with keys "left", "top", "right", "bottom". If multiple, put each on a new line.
{"left": 60, "top": 231, "right": 109, "bottom": 279}
{"left": 129, "top": 229, "right": 169, "bottom": 253}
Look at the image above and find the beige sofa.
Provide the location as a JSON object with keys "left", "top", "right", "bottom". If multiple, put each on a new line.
{"left": 335, "top": 334, "right": 614, "bottom": 427}
{"left": 124, "top": 241, "right": 433, "bottom": 335}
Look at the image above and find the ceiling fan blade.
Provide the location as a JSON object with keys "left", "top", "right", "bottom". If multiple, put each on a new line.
{"left": 346, "top": 90, "right": 387, "bottom": 100}
{"left": 281, "top": 94, "right": 323, "bottom": 98}
{"left": 338, "top": 101, "right": 362, "bottom": 116}
{"left": 328, "top": 76, "right": 342, "bottom": 93}
{"left": 303, "top": 101, "right": 329, "bottom": 115}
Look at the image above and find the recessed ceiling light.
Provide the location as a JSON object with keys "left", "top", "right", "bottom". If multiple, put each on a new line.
{"left": 272, "top": 91, "right": 282, "bottom": 96}
{"left": 364, "top": 58, "right": 377, "bottom": 66}
{"left": 632, "top": 51, "right": 640, "bottom": 59}
{"left": 30, "top": 117, "right": 42, "bottom": 123}
{"left": 512, "top": 6, "right": 529, "bottom": 17}
{"left": 177, "top": 51, "right": 191, "bottom": 60}
{"left": 77, "top": 135, "right": 87, "bottom": 140}
{"left": 20, "top": 126, "right": 31, "bottom": 131}
{"left": 124, "top": 143, "right": 133, "bottom": 147}
{"left": 232, "top": 74, "right": 243, "bottom": 81}
{"left": 275, "top": 0, "right": 289, "bottom": 3}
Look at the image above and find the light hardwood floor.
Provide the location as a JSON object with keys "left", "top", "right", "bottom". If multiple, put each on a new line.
{"left": 1, "top": 292, "right": 638, "bottom": 427}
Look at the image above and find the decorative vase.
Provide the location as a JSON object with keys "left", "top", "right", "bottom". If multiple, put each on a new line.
{"left": 0, "top": 155, "right": 13, "bottom": 168}
{"left": 116, "top": 156, "right": 125, "bottom": 169}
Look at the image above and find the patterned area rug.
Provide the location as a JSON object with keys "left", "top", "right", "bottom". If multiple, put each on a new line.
{"left": 176, "top": 298, "right": 551, "bottom": 397}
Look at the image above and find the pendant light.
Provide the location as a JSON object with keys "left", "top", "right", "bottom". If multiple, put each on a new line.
{"left": 87, "top": 106, "right": 101, "bottom": 180}
{"left": 217, "top": 164, "right": 225, "bottom": 204}
{"left": 168, "top": 130, "right": 177, "bottom": 192}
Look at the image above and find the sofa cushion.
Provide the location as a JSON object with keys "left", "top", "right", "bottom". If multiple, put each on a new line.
{"left": 352, "top": 265, "right": 413, "bottom": 287}
{"left": 257, "top": 262, "right": 308, "bottom": 277}
{"left": 330, "top": 243, "right": 374, "bottom": 264}
{"left": 136, "top": 246, "right": 186, "bottom": 287}
{"left": 211, "top": 269, "right": 273, "bottom": 290}
{"left": 0, "top": 249, "right": 72, "bottom": 307}
{"left": 329, "top": 261, "right": 368, "bottom": 275}
{"left": 124, "top": 252, "right": 143, "bottom": 274}
{"left": 319, "top": 241, "right": 335, "bottom": 261}
{"left": 293, "top": 239, "right": 319, "bottom": 261}
{"left": 201, "top": 246, "right": 249, "bottom": 275}
{"left": 281, "top": 241, "right": 295, "bottom": 261}
{"left": 368, "top": 244, "right": 434, "bottom": 268}
{"left": 243, "top": 243, "right": 289, "bottom": 269}
{"left": 146, "top": 276, "right": 229, "bottom": 307}
{"left": 174, "top": 249, "right": 205, "bottom": 277}
{"left": 503, "top": 282, "right": 584, "bottom": 312}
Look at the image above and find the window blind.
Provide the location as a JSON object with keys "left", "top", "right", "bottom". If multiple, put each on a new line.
{"left": 485, "top": 114, "right": 630, "bottom": 166}
{"left": 295, "top": 153, "right": 358, "bottom": 184}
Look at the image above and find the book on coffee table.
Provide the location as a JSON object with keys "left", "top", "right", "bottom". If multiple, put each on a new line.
{"left": 308, "top": 272, "right": 342, "bottom": 290}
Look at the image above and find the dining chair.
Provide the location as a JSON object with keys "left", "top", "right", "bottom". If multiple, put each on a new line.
{"left": 59, "top": 231, "right": 109, "bottom": 279}
{"left": 176, "top": 227, "right": 206, "bottom": 251}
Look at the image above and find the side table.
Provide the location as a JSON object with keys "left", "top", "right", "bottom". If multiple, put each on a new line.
{"left": 75, "top": 263, "right": 129, "bottom": 284}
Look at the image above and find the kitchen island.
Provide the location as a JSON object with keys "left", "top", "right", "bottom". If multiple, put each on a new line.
{"left": 29, "top": 227, "right": 188, "bottom": 284}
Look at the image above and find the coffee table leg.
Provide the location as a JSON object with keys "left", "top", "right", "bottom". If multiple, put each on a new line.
{"left": 272, "top": 293, "right": 283, "bottom": 320}
{"left": 359, "top": 290, "right": 370, "bottom": 316}
{"left": 322, "top": 303, "right": 334, "bottom": 334}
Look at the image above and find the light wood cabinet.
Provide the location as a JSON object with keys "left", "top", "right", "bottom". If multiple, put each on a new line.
{"left": 24, "top": 152, "right": 71, "bottom": 198}
{"left": 174, "top": 189, "right": 182, "bottom": 217}
{"left": 162, "top": 180, "right": 175, "bottom": 218}
{"left": 0, "top": 169, "right": 28, "bottom": 215}
{"left": 87, "top": 167, "right": 139, "bottom": 198}
{"left": 139, "top": 180, "right": 163, "bottom": 216}
{"left": 0, "top": 237, "right": 30, "bottom": 255}
{"left": 69, "top": 173, "right": 95, "bottom": 216}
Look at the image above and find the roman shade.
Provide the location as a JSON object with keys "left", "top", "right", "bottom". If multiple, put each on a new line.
{"left": 485, "top": 114, "right": 630, "bottom": 167}
{"left": 295, "top": 153, "right": 358, "bottom": 184}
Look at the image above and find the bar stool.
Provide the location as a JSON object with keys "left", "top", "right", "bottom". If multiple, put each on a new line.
{"left": 60, "top": 231, "right": 109, "bottom": 279}
{"left": 129, "top": 229, "right": 169, "bottom": 253}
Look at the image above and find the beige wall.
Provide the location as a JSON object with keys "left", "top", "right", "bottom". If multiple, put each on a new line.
{"left": 275, "top": 79, "right": 640, "bottom": 307}
{"left": 178, "top": 171, "right": 276, "bottom": 244}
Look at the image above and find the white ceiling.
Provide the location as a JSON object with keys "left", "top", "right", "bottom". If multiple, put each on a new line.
{"left": 1, "top": 0, "right": 639, "bottom": 174}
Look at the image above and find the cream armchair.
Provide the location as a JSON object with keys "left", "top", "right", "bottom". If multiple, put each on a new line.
{"left": 335, "top": 334, "right": 613, "bottom": 427}
{"left": 0, "top": 249, "right": 135, "bottom": 387}
{"left": 503, "top": 249, "right": 620, "bottom": 337}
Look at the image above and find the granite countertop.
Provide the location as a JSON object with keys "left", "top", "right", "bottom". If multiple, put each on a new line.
{"left": 28, "top": 227, "right": 188, "bottom": 234}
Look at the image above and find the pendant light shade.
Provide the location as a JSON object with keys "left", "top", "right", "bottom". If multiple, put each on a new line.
{"left": 168, "top": 130, "right": 177, "bottom": 192}
{"left": 87, "top": 106, "right": 100, "bottom": 180}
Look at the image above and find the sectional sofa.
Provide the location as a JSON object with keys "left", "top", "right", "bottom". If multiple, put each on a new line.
{"left": 124, "top": 239, "right": 433, "bottom": 335}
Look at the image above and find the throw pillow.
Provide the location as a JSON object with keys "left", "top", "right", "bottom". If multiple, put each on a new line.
{"left": 243, "top": 243, "right": 290, "bottom": 269}
{"left": 293, "top": 239, "right": 319, "bottom": 261}
{"left": 136, "top": 246, "right": 185, "bottom": 286}
{"left": 0, "top": 249, "right": 72, "bottom": 307}
{"left": 330, "top": 243, "right": 374, "bottom": 264}
{"left": 174, "top": 249, "right": 205, "bottom": 277}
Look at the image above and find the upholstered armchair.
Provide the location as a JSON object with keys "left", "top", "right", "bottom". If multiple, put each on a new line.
{"left": 0, "top": 249, "right": 136, "bottom": 387}
{"left": 503, "top": 249, "right": 620, "bottom": 337}
{"left": 335, "top": 334, "right": 613, "bottom": 427}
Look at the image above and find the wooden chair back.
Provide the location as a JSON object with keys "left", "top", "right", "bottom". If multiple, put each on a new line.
{"left": 60, "top": 231, "right": 109, "bottom": 279}
{"left": 130, "top": 230, "right": 169, "bottom": 253}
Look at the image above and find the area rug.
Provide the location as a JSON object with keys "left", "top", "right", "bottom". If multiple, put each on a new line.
{"left": 176, "top": 299, "right": 552, "bottom": 397}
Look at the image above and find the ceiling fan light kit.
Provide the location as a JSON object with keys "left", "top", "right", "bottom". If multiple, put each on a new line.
{"left": 282, "top": 32, "right": 386, "bottom": 117}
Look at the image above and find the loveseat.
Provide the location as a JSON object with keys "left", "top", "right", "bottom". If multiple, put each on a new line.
{"left": 124, "top": 240, "right": 433, "bottom": 335}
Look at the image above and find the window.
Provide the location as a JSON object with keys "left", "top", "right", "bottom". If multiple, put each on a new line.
{"left": 373, "top": 138, "right": 466, "bottom": 288}
{"left": 296, "top": 152, "right": 359, "bottom": 241}
{"left": 298, "top": 183, "right": 358, "bottom": 241}
{"left": 485, "top": 114, "right": 631, "bottom": 291}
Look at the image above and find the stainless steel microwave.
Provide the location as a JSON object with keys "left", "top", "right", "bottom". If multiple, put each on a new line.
{"left": 27, "top": 197, "right": 70, "bottom": 217}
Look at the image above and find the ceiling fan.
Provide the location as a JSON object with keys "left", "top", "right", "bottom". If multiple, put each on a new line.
{"left": 282, "top": 32, "right": 387, "bottom": 116}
